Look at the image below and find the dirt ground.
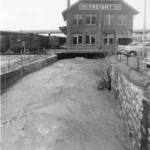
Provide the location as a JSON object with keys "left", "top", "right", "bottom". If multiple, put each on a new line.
{"left": 1, "top": 58, "right": 132, "bottom": 150}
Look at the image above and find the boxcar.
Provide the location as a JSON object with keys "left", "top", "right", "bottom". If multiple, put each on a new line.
{"left": 9, "top": 33, "right": 49, "bottom": 53}
{"left": 49, "top": 36, "right": 66, "bottom": 48}
{"left": 0, "top": 35, "right": 9, "bottom": 53}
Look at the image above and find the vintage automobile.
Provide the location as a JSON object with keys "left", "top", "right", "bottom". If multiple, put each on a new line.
{"left": 143, "top": 55, "right": 150, "bottom": 68}
{"left": 120, "top": 42, "right": 150, "bottom": 56}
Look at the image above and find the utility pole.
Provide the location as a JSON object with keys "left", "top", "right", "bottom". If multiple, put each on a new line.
{"left": 99, "top": 0, "right": 102, "bottom": 50}
{"left": 143, "top": 0, "right": 146, "bottom": 58}
{"left": 67, "top": 0, "right": 70, "bottom": 8}
{"left": 67, "top": 0, "right": 70, "bottom": 50}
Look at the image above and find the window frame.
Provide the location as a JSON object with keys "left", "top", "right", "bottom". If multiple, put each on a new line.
{"left": 117, "top": 14, "right": 128, "bottom": 25}
{"left": 72, "top": 34, "right": 83, "bottom": 45}
{"left": 104, "top": 14, "right": 115, "bottom": 26}
{"left": 85, "top": 33, "right": 96, "bottom": 45}
{"left": 72, "top": 14, "right": 83, "bottom": 26}
{"left": 86, "top": 14, "right": 96, "bottom": 26}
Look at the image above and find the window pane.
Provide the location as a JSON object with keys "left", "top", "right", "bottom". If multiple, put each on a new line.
{"left": 110, "top": 15, "right": 115, "bottom": 26}
{"left": 78, "top": 19, "right": 82, "bottom": 25}
{"left": 78, "top": 14, "right": 83, "bottom": 20}
{"left": 86, "top": 34, "right": 90, "bottom": 44}
{"left": 73, "top": 35, "right": 77, "bottom": 44}
{"left": 73, "top": 19, "right": 77, "bottom": 25}
{"left": 91, "top": 34, "right": 95, "bottom": 44}
{"left": 117, "top": 15, "right": 122, "bottom": 25}
{"left": 91, "top": 14, "right": 96, "bottom": 25}
{"left": 104, "top": 38, "right": 108, "bottom": 44}
{"left": 123, "top": 15, "right": 128, "bottom": 25}
{"left": 73, "top": 14, "right": 78, "bottom": 25}
{"left": 78, "top": 14, "right": 83, "bottom": 25}
{"left": 86, "top": 15, "right": 90, "bottom": 25}
{"left": 78, "top": 35, "right": 82, "bottom": 44}
{"left": 104, "top": 14, "right": 109, "bottom": 26}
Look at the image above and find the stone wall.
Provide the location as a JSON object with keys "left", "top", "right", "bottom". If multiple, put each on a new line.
{"left": 1, "top": 55, "right": 57, "bottom": 93}
{"left": 111, "top": 65, "right": 150, "bottom": 150}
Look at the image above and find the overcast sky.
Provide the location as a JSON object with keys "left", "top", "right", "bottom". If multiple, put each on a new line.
{"left": 0, "top": 0, "right": 150, "bottom": 31}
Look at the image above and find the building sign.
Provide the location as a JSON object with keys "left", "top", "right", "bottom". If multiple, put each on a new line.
{"left": 79, "top": 3, "right": 122, "bottom": 10}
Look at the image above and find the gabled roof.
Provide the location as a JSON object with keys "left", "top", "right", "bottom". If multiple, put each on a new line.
{"left": 62, "top": 0, "right": 82, "bottom": 17}
{"left": 62, "top": 0, "right": 139, "bottom": 21}
{"left": 122, "top": 1, "right": 139, "bottom": 15}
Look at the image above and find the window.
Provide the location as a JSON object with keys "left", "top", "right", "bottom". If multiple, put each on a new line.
{"left": 117, "top": 15, "right": 122, "bottom": 25}
{"left": 86, "top": 14, "right": 96, "bottom": 25}
{"left": 104, "top": 14, "right": 109, "bottom": 26}
{"left": 110, "top": 15, "right": 115, "bottom": 25}
{"left": 73, "top": 34, "right": 77, "bottom": 44}
{"left": 104, "top": 14, "right": 115, "bottom": 26}
{"left": 86, "top": 34, "right": 90, "bottom": 44}
{"left": 73, "top": 34, "right": 83, "bottom": 45}
{"left": 86, "top": 33, "right": 96, "bottom": 44}
{"left": 91, "top": 33, "right": 96, "bottom": 44}
{"left": 78, "top": 34, "right": 82, "bottom": 44}
{"left": 78, "top": 14, "right": 83, "bottom": 25}
{"left": 91, "top": 14, "right": 96, "bottom": 25}
{"left": 104, "top": 34, "right": 114, "bottom": 45}
{"left": 72, "top": 14, "right": 83, "bottom": 25}
{"left": 73, "top": 14, "right": 78, "bottom": 25}
{"left": 117, "top": 15, "right": 128, "bottom": 25}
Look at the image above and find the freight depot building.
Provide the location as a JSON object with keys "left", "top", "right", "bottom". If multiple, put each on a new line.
{"left": 62, "top": 0, "right": 139, "bottom": 50}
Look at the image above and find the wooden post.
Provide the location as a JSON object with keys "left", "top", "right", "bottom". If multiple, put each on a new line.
{"left": 21, "top": 50, "right": 22, "bottom": 65}
{"left": 143, "top": 0, "right": 147, "bottom": 58}
{"left": 8, "top": 59, "right": 10, "bottom": 71}
{"left": 137, "top": 57, "right": 139, "bottom": 71}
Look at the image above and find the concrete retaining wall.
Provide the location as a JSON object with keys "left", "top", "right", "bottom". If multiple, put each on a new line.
{"left": 111, "top": 65, "right": 150, "bottom": 150}
{"left": 1, "top": 55, "right": 57, "bottom": 93}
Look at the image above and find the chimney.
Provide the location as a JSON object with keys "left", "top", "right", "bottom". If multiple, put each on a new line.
{"left": 67, "top": 0, "right": 70, "bottom": 8}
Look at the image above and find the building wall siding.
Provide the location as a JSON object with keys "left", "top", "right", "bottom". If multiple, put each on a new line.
{"left": 66, "top": 0, "right": 135, "bottom": 49}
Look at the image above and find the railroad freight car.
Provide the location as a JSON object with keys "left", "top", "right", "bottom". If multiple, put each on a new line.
{"left": 0, "top": 34, "right": 9, "bottom": 53}
{"left": 49, "top": 36, "right": 66, "bottom": 48}
{"left": 40, "top": 35, "right": 49, "bottom": 48}
{"left": 9, "top": 33, "right": 49, "bottom": 53}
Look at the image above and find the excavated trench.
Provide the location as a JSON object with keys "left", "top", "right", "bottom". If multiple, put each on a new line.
{"left": 1, "top": 58, "right": 132, "bottom": 150}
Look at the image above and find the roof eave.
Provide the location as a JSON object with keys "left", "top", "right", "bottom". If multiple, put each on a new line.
{"left": 62, "top": 12, "right": 67, "bottom": 21}
{"left": 122, "top": 1, "right": 139, "bottom": 15}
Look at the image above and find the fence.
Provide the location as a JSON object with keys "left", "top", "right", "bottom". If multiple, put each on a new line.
{"left": 1, "top": 54, "right": 50, "bottom": 74}
{"left": 116, "top": 52, "right": 150, "bottom": 78}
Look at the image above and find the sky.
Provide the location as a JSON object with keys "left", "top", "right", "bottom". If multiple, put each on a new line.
{"left": 0, "top": 0, "right": 150, "bottom": 31}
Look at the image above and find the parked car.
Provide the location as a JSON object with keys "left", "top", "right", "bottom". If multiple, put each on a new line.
{"left": 143, "top": 55, "right": 150, "bottom": 68}
{"left": 122, "top": 42, "right": 150, "bottom": 56}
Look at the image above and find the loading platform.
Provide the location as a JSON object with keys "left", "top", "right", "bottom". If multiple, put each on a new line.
{"left": 56, "top": 49, "right": 105, "bottom": 59}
